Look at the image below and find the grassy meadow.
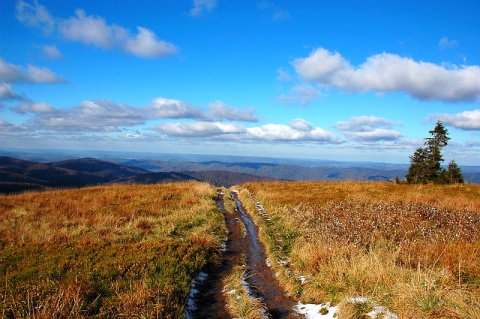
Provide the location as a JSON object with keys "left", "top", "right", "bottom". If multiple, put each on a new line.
{"left": 0, "top": 182, "right": 226, "bottom": 318}
{"left": 237, "top": 181, "right": 480, "bottom": 318}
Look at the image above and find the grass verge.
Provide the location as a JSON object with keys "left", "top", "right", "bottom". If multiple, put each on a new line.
{"left": 0, "top": 182, "right": 226, "bottom": 318}
{"left": 237, "top": 181, "right": 480, "bottom": 318}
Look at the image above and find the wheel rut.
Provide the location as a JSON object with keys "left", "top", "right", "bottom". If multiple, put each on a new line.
{"left": 186, "top": 190, "right": 302, "bottom": 319}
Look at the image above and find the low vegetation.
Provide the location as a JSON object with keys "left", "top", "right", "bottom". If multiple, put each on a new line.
{"left": 223, "top": 265, "right": 268, "bottom": 319}
{"left": 0, "top": 182, "right": 226, "bottom": 318}
{"left": 237, "top": 181, "right": 480, "bottom": 318}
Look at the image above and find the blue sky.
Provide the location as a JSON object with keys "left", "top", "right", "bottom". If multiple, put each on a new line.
{"left": 1, "top": 0, "right": 479, "bottom": 164}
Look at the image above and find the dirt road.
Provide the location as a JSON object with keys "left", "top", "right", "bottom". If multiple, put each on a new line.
{"left": 185, "top": 190, "right": 302, "bottom": 319}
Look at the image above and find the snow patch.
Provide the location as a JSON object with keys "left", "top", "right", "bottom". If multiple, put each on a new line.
{"left": 294, "top": 302, "right": 338, "bottom": 319}
{"left": 184, "top": 271, "right": 208, "bottom": 318}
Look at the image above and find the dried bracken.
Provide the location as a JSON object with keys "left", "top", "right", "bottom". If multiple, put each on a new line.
{"left": 237, "top": 181, "right": 480, "bottom": 319}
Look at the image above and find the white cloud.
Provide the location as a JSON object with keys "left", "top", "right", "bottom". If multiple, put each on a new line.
{"left": 58, "top": 9, "right": 119, "bottom": 48}
{"left": 439, "top": 37, "right": 458, "bottom": 49}
{"left": 431, "top": 109, "right": 480, "bottom": 130}
{"left": 17, "top": 1, "right": 178, "bottom": 58}
{"left": 154, "top": 122, "right": 245, "bottom": 137}
{"left": 208, "top": 101, "right": 258, "bottom": 122}
{"left": 346, "top": 129, "right": 402, "bottom": 142}
{"left": 335, "top": 116, "right": 402, "bottom": 142}
{"left": 150, "top": 97, "right": 205, "bottom": 119}
{"left": 277, "top": 84, "right": 320, "bottom": 106}
{"left": 153, "top": 118, "right": 342, "bottom": 144}
{"left": 290, "top": 118, "right": 313, "bottom": 131}
{"left": 245, "top": 119, "right": 342, "bottom": 143}
{"left": 335, "top": 116, "right": 397, "bottom": 132}
{"left": 26, "top": 64, "right": 66, "bottom": 83}
{"left": 15, "top": 0, "right": 55, "bottom": 34}
{"left": 41, "top": 45, "right": 63, "bottom": 59}
{"left": 0, "top": 119, "right": 29, "bottom": 136}
{"left": 293, "top": 48, "right": 480, "bottom": 102}
{"left": 0, "top": 83, "right": 22, "bottom": 100}
{"left": 190, "top": 0, "right": 217, "bottom": 17}
{"left": 124, "top": 27, "right": 178, "bottom": 58}
{"left": 15, "top": 100, "right": 55, "bottom": 113}
{"left": 0, "top": 57, "right": 65, "bottom": 83}
{"left": 34, "top": 100, "right": 147, "bottom": 132}
{"left": 0, "top": 58, "right": 24, "bottom": 83}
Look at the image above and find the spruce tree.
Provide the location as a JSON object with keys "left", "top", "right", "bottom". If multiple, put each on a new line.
{"left": 406, "top": 147, "right": 429, "bottom": 184}
{"left": 424, "top": 121, "right": 450, "bottom": 182}
{"left": 406, "top": 121, "right": 463, "bottom": 184}
{"left": 443, "top": 160, "right": 464, "bottom": 184}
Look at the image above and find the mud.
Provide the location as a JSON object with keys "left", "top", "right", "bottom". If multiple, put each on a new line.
{"left": 185, "top": 191, "right": 302, "bottom": 319}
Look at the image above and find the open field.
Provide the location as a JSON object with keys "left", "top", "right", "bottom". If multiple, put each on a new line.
{"left": 0, "top": 182, "right": 226, "bottom": 318}
{"left": 237, "top": 181, "right": 480, "bottom": 318}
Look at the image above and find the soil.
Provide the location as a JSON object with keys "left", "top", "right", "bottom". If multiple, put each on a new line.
{"left": 186, "top": 191, "right": 303, "bottom": 319}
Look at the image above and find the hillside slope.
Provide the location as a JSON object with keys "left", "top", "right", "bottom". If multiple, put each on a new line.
{"left": 0, "top": 157, "right": 277, "bottom": 193}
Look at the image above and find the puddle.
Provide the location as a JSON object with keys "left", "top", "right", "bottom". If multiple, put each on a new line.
{"left": 185, "top": 190, "right": 302, "bottom": 319}
{"left": 230, "top": 191, "right": 301, "bottom": 319}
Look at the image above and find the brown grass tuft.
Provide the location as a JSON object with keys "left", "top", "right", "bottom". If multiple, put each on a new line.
{"left": 236, "top": 181, "right": 480, "bottom": 318}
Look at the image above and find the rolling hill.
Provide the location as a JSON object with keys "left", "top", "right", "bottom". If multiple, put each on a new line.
{"left": 0, "top": 156, "right": 277, "bottom": 194}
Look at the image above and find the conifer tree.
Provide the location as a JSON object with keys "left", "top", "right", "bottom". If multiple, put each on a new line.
{"left": 406, "top": 147, "right": 429, "bottom": 184}
{"left": 406, "top": 121, "right": 464, "bottom": 184}
{"left": 424, "top": 121, "right": 450, "bottom": 181}
{"left": 443, "top": 160, "right": 464, "bottom": 184}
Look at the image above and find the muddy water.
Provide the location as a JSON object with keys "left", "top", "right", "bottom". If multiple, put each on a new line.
{"left": 230, "top": 192, "right": 301, "bottom": 319}
{"left": 185, "top": 191, "right": 301, "bottom": 319}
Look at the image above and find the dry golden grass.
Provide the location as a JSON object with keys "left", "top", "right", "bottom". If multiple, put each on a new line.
{"left": 0, "top": 182, "right": 226, "bottom": 318}
{"left": 223, "top": 265, "right": 268, "bottom": 319}
{"left": 237, "top": 181, "right": 480, "bottom": 318}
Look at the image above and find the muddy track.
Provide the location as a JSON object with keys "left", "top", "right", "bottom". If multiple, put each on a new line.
{"left": 186, "top": 191, "right": 302, "bottom": 319}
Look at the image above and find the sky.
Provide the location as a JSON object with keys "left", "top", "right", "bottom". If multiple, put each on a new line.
{"left": 1, "top": 0, "right": 480, "bottom": 165}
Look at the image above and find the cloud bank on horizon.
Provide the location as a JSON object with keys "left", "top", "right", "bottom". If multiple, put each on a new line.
{"left": 1, "top": 0, "right": 479, "bottom": 164}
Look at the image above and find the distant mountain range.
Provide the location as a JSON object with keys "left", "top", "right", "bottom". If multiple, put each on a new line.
{"left": 1, "top": 152, "right": 479, "bottom": 194}
{"left": 0, "top": 156, "right": 277, "bottom": 194}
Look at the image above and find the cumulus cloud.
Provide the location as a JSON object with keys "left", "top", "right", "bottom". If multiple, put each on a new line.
{"left": 58, "top": 9, "right": 119, "bottom": 48}
{"left": 190, "top": 0, "right": 217, "bottom": 17}
{"left": 16, "top": 1, "right": 178, "bottom": 58}
{"left": 154, "top": 122, "right": 245, "bottom": 137}
{"left": 346, "top": 129, "right": 402, "bottom": 142}
{"left": 0, "top": 57, "right": 65, "bottom": 83}
{"left": 246, "top": 119, "right": 342, "bottom": 143}
{"left": 277, "top": 84, "right": 320, "bottom": 106}
{"left": 41, "top": 45, "right": 63, "bottom": 59}
{"left": 430, "top": 109, "right": 480, "bottom": 130}
{"left": 335, "top": 116, "right": 402, "bottom": 141}
{"left": 150, "top": 97, "right": 206, "bottom": 119}
{"left": 34, "top": 100, "right": 147, "bottom": 132}
{"left": 0, "top": 120, "right": 29, "bottom": 137}
{"left": 293, "top": 48, "right": 480, "bottom": 102}
{"left": 153, "top": 118, "right": 342, "bottom": 144}
{"left": 149, "top": 98, "right": 258, "bottom": 122}
{"left": 27, "top": 65, "right": 66, "bottom": 83}
{"left": 123, "top": 27, "right": 177, "bottom": 58}
{"left": 15, "top": 100, "right": 55, "bottom": 113}
{"left": 208, "top": 101, "right": 258, "bottom": 122}
{"left": 0, "top": 83, "right": 22, "bottom": 100}
{"left": 15, "top": 0, "right": 55, "bottom": 34}
{"left": 335, "top": 115, "right": 397, "bottom": 132}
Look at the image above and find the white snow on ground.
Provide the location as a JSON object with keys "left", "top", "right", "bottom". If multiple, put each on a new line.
{"left": 184, "top": 271, "right": 208, "bottom": 319}
{"left": 295, "top": 302, "right": 338, "bottom": 319}
{"left": 293, "top": 298, "right": 399, "bottom": 319}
